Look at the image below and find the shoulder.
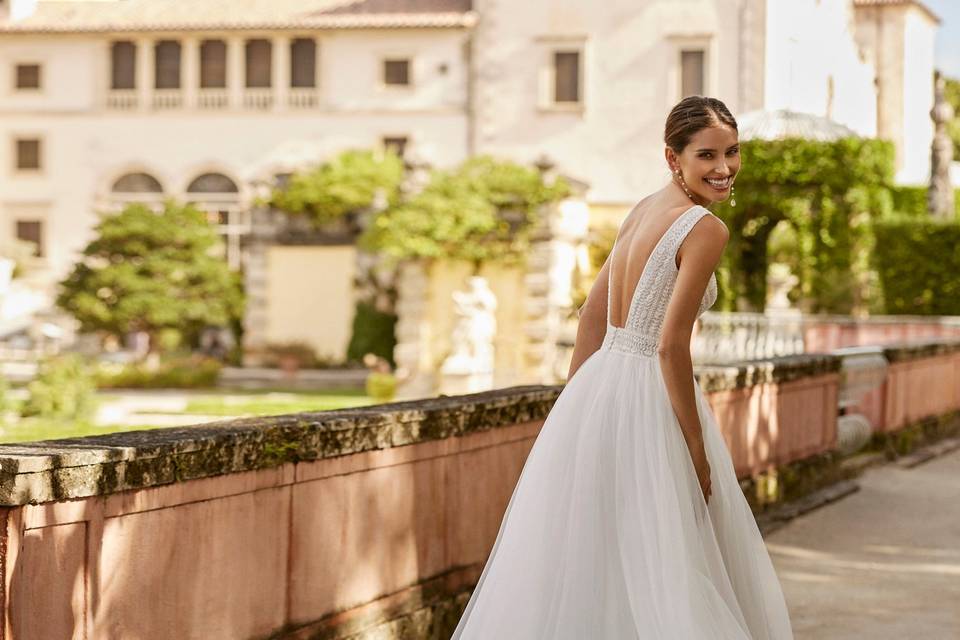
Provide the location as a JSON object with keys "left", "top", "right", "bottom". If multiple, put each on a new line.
{"left": 676, "top": 207, "right": 727, "bottom": 268}
{"left": 688, "top": 206, "right": 729, "bottom": 245}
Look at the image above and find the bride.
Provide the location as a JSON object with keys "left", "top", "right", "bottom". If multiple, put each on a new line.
{"left": 450, "top": 96, "right": 794, "bottom": 639}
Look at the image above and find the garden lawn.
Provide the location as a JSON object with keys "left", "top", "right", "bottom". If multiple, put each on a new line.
{"left": 177, "top": 389, "right": 375, "bottom": 416}
{"left": 0, "top": 419, "right": 159, "bottom": 444}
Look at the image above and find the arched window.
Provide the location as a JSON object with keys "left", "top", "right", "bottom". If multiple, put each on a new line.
{"left": 185, "top": 172, "right": 246, "bottom": 271}
{"left": 186, "top": 173, "right": 239, "bottom": 194}
{"left": 111, "top": 172, "right": 163, "bottom": 193}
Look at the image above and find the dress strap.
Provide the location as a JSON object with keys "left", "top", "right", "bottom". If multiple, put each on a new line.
{"left": 662, "top": 206, "right": 712, "bottom": 270}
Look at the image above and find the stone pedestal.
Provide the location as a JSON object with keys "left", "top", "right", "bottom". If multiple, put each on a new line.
{"left": 394, "top": 259, "right": 435, "bottom": 400}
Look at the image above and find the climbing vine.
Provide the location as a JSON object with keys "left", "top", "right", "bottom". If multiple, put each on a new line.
{"left": 710, "top": 137, "right": 896, "bottom": 314}
{"left": 359, "top": 155, "right": 571, "bottom": 272}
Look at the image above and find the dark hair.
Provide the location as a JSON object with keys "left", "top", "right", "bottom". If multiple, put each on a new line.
{"left": 663, "top": 96, "right": 738, "bottom": 153}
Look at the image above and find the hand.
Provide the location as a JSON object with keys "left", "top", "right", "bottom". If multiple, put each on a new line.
{"left": 688, "top": 441, "right": 712, "bottom": 504}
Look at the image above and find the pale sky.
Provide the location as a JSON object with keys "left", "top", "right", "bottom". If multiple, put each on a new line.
{"left": 924, "top": 0, "right": 960, "bottom": 78}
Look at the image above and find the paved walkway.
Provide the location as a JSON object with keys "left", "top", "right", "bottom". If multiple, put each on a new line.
{"left": 766, "top": 449, "right": 960, "bottom": 639}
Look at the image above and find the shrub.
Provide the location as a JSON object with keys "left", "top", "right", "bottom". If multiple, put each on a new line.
{"left": 346, "top": 301, "right": 397, "bottom": 368}
{"left": 365, "top": 371, "right": 397, "bottom": 402}
{"left": 889, "top": 185, "right": 960, "bottom": 220}
{"left": 21, "top": 354, "right": 98, "bottom": 421}
{"left": 95, "top": 355, "right": 221, "bottom": 389}
{"left": 0, "top": 375, "right": 17, "bottom": 420}
{"left": 872, "top": 218, "right": 960, "bottom": 315}
{"left": 260, "top": 341, "right": 318, "bottom": 369}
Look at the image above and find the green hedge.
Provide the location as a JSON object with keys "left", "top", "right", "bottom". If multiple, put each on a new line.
{"left": 21, "top": 354, "right": 97, "bottom": 421}
{"left": 872, "top": 218, "right": 960, "bottom": 315}
{"left": 890, "top": 186, "right": 960, "bottom": 220}
{"left": 712, "top": 137, "right": 895, "bottom": 314}
{"left": 346, "top": 301, "right": 398, "bottom": 368}
{"left": 95, "top": 355, "right": 221, "bottom": 389}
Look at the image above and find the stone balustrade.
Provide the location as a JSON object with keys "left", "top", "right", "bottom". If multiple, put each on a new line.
{"left": 1, "top": 339, "right": 958, "bottom": 638}
{"left": 693, "top": 311, "right": 960, "bottom": 363}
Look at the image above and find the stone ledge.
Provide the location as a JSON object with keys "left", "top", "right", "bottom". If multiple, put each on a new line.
{"left": 881, "top": 337, "right": 960, "bottom": 362}
{"left": 0, "top": 343, "right": 948, "bottom": 507}
{"left": 0, "top": 385, "right": 560, "bottom": 506}
{"left": 694, "top": 352, "right": 842, "bottom": 392}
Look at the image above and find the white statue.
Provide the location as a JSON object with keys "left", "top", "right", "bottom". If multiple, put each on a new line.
{"left": 441, "top": 276, "right": 497, "bottom": 385}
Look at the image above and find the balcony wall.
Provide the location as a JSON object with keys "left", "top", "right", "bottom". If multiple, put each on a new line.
{"left": 1, "top": 340, "right": 958, "bottom": 638}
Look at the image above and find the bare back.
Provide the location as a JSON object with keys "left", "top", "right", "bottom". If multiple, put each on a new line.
{"left": 606, "top": 199, "right": 700, "bottom": 330}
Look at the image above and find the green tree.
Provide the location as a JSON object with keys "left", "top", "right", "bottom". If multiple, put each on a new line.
{"left": 266, "top": 148, "right": 405, "bottom": 227}
{"left": 360, "top": 155, "right": 571, "bottom": 273}
{"left": 56, "top": 200, "right": 245, "bottom": 353}
{"left": 711, "top": 137, "right": 895, "bottom": 314}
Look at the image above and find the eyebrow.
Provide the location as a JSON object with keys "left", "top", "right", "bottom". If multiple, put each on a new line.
{"left": 695, "top": 144, "right": 739, "bottom": 152}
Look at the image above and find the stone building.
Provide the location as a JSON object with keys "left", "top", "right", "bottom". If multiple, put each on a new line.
{"left": 0, "top": 0, "right": 941, "bottom": 369}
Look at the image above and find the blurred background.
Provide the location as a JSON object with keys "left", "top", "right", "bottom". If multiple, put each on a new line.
{"left": 0, "top": 0, "right": 957, "bottom": 439}
{"left": 4, "top": 3, "right": 960, "bottom": 639}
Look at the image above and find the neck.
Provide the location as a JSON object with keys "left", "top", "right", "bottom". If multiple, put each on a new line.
{"left": 670, "top": 177, "right": 711, "bottom": 208}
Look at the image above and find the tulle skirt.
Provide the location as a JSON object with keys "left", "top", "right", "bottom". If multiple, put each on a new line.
{"left": 450, "top": 347, "right": 794, "bottom": 639}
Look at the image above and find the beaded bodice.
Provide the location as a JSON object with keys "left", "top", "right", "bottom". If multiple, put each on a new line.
{"left": 600, "top": 205, "right": 718, "bottom": 357}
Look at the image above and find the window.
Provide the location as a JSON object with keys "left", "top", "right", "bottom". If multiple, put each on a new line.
{"left": 291, "top": 38, "right": 316, "bottom": 88}
{"left": 200, "top": 40, "right": 227, "bottom": 88}
{"left": 383, "top": 59, "right": 410, "bottom": 86}
{"left": 15, "top": 220, "right": 43, "bottom": 257}
{"left": 274, "top": 172, "right": 292, "bottom": 189}
{"left": 15, "top": 138, "right": 41, "bottom": 171}
{"left": 187, "top": 172, "right": 239, "bottom": 194}
{"left": 15, "top": 64, "right": 41, "bottom": 90}
{"left": 383, "top": 136, "right": 408, "bottom": 159}
{"left": 111, "top": 172, "right": 163, "bottom": 193}
{"left": 111, "top": 41, "right": 136, "bottom": 90}
{"left": 535, "top": 36, "right": 586, "bottom": 111}
{"left": 680, "top": 49, "right": 705, "bottom": 97}
{"left": 154, "top": 40, "right": 181, "bottom": 89}
{"left": 553, "top": 51, "right": 580, "bottom": 103}
{"left": 245, "top": 39, "right": 272, "bottom": 88}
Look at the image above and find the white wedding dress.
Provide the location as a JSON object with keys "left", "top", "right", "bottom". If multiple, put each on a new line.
{"left": 450, "top": 205, "right": 794, "bottom": 639}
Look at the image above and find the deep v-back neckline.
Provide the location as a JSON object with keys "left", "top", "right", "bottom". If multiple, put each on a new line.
{"left": 606, "top": 204, "right": 701, "bottom": 330}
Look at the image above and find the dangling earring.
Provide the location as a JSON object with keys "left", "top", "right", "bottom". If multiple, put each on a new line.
{"left": 730, "top": 185, "right": 737, "bottom": 207}
{"left": 674, "top": 168, "right": 695, "bottom": 202}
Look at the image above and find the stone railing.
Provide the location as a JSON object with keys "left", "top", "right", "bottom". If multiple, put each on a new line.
{"left": 693, "top": 310, "right": 806, "bottom": 362}
{"left": 693, "top": 311, "right": 960, "bottom": 363}
{"left": 2, "top": 340, "right": 959, "bottom": 638}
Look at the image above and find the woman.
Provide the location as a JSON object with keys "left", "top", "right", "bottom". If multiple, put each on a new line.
{"left": 450, "top": 96, "right": 794, "bottom": 639}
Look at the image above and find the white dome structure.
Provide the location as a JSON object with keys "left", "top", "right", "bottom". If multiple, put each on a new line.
{"left": 737, "top": 109, "right": 860, "bottom": 142}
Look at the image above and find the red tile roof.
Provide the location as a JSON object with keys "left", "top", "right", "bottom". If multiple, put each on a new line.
{"left": 0, "top": 0, "right": 476, "bottom": 33}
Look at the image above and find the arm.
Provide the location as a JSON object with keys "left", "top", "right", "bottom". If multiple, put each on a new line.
{"left": 566, "top": 256, "right": 611, "bottom": 382}
{"left": 657, "top": 214, "right": 728, "bottom": 501}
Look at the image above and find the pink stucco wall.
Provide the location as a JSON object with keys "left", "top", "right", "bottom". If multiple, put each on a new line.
{"left": 2, "top": 343, "right": 957, "bottom": 639}
{"left": 707, "top": 372, "right": 839, "bottom": 478}
{"left": 805, "top": 316, "right": 960, "bottom": 352}
{"left": 849, "top": 350, "right": 960, "bottom": 433}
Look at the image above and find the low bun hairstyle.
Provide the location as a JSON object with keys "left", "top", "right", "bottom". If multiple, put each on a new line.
{"left": 664, "top": 96, "right": 738, "bottom": 153}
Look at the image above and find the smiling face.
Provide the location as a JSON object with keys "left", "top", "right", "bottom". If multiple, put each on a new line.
{"left": 665, "top": 123, "right": 740, "bottom": 205}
